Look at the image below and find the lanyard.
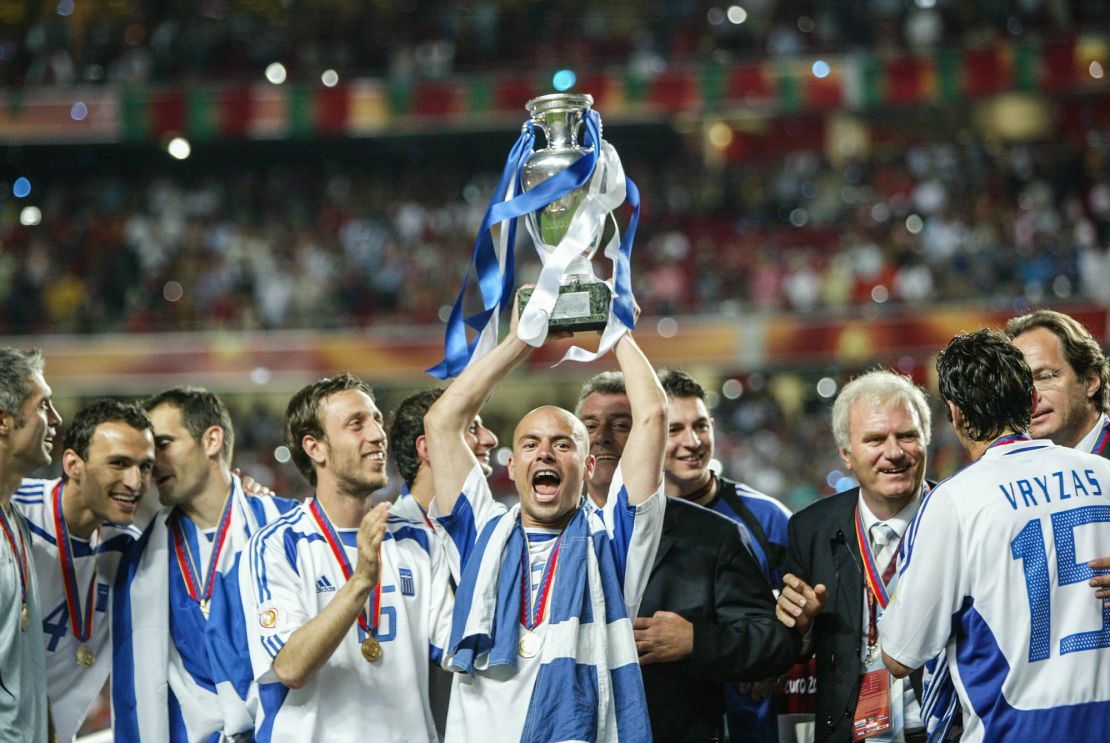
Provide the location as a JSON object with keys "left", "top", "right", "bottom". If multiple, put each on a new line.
{"left": 854, "top": 507, "right": 901, "bottom": 611}
{"left": 1090, "top": 422, "right": 1110, "bottom": 456}
{"left": 988, "top": 432, "right": 1032, "bottom": 450}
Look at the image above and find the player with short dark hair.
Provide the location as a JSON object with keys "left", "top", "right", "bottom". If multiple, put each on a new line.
{"left": 111, "top": 386, "right": 296, "bottom": 742}
{"left": 576, "top": 370, "right": 797, "bottom": 742}
{"left": 236, "top": 373, "right": 454, "bottom": 741}
{"left": 881, "top": 329, "right": 1110, "bottom": 739}
{"left": 14, "top": 398, "right": 153, "bottom": 743}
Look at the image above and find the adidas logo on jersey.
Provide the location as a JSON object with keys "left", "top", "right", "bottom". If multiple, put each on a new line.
{"left": 315, "top": 575, "right": 336, "bottom": 593}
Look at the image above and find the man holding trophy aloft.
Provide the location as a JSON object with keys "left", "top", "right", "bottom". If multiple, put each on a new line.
{"left": 424, "top": 93, "right": 666, "bottom": 742}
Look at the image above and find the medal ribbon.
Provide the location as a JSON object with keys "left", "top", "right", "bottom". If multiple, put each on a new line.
{"left": 169, "top": 491, "right": 235, "bottom": 612}
{"left": 1093, "top": 420, "right": 1110, "bottom": 457}
{"left": 520, "top": 532, "right": 564, "bottom": 630}
{"left": 52, "top": 482, "right": 96, "bottom": 644}
{"left": 406, "top": 488, "right": 437, "bottom": 533}
{"left": 0, "top": 502, "right": 29, "bottom": 610}
{"left": 309, "top": 499, "right": 381, "bottom": 639}
{"left": 854, "top": 508, "right": 901, "bottom": 611}
{"left": 988, "top": 432, "right": 1032, "bottom": 450}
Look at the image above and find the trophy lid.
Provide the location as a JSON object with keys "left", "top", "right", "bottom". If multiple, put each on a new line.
{"left": 525, "top": 93, "right": 594, "bottom": 118}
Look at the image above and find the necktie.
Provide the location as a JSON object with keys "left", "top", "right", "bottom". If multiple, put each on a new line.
{"left": 870, "top": 523, "right": 899, "bottom": 578}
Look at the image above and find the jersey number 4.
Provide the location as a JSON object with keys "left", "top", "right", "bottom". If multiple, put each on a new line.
{"left": 1010, "top": 504, "right": 1110, "bottom": 662}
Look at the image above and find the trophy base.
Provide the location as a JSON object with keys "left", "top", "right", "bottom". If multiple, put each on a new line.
{"left": 517, "top": 281, "right": 610, "bottom": 333}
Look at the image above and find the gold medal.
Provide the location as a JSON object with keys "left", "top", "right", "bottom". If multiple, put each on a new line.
{"left": 21, "top": 603, "right": 30, "bottom": 632}
{"left": 76, "top": 643, "right": 96, "bottom": 668}
{"left": 361, "top": 637, "right": 383, "bottom": 662}
{"left": 200, "top": 599, "right": 210, "bottom": 620}
{"left": 517, "top": 630, "right": 541, "bottom": 659}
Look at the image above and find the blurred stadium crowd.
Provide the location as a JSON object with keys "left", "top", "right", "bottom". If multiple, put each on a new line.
{"left": 2, "top": 120, "right": 1109, "bottom": 334}
{"left": 3, "top": 3, "right": 1109, "bottom": 739}
{"left": 2, "top": 0, "right": 1109, "bottom": 519}
{"left": 0, "top": 0, "right": 1106, "bottom": 87}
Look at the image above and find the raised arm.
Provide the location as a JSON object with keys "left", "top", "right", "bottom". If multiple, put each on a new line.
{"left": 425, "top": 322, "right": 532, "bottom": 517}
{"left": 612, "top": 332, "right": 667, "bottom": 505}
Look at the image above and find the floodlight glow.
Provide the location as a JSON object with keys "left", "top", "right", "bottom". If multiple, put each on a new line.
{"left": 552, "top": 69, "right": 577, "bottom": 92}
{"left": 167, "top": 137, "right": 191, "bottom": 160}
{"left": 20, "top": 206, "right": 42, "bottom": 226}
{"left": 727, "top": 5, "right": 747, "bottom": 24}
{"left": 265, "top": 62, "right": 288, "bottom": 85}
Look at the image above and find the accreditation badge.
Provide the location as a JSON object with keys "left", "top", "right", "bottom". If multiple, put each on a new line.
{"left": 851, "top": 669, "right": 892, "bottom": 740}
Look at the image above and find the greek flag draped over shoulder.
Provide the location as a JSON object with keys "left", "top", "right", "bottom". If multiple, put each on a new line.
{"left": 111, "top": 477, "right": 295, "bottom": 742}
{"left": 447, "top": 504, "right": 650, "bottom": 742}
{"left": 428, "top": 109, "right": 641, "bottom": 379}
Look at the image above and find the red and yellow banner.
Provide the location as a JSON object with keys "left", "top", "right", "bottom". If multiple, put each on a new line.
{"left": 1, "top": 35, "right": 1106, "bottom": 144}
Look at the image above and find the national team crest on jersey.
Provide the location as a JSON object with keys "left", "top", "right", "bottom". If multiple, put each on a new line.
{"left": 399, "top": 567, "right": 415, "bottom": 596}
{"left": 95, "top": 583, "right": 110, "bottom": 612}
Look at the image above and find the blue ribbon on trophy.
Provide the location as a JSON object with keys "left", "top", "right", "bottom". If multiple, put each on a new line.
{"left": 428, "top": 93, "right": 640, "bottom": 379}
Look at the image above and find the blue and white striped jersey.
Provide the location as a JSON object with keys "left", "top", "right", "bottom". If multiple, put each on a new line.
{"left": 14, "top": 478, "right": 136, "bottom": 743}
{"left": 239, "top": 498, "right": 454, "bottom": 743}
{"left": 880, "top": 439, "right": 1110, "bottom": 741}
{"left": 437, "top": 463, "right": 663, "bottom": 743}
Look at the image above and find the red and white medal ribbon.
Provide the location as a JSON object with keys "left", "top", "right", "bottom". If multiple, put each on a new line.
{"left": 170, "top": 492, "right": 234, "bottom": 620}
{"left": 0, "top": 501, "right": 31, "bottom": 631}
{"left": 52, "top": 482, "right": 97, "bottom": 664}
{"left": 854, "top": 508, "right": 899, "bottom": 612}
{"left": 309, "top": 499, "right": 381, "bottom": 644}
{"left": 518, "top": 531, "right": 564, "bottom": 657}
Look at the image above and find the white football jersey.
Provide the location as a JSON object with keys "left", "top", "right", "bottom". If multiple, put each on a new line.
{"left": 880, "top": 439, "right": 1110, "bottom": 741}
{"left": 0, "top": 492, "right": 48, "bottom": 743}
{"left": 437, "top": 463, "right": 663, "bottom": 743}
{"left": 14, "top": 478, "right": 135, "bottom": 743}
{"left": 239, "top": 499, "right": 454, "bottom": 742}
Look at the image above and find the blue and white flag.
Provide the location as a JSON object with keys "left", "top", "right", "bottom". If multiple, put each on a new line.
{"left": 447, "top": 504, "right": 650, "bottom": 742}
{"left": 111, "top": 476, "right": 296, "bottom": 742}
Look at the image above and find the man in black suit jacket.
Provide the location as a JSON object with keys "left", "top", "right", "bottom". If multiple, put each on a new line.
{"left": 578, "top": 372, "right": 798, "bottom": 742}
{"left": 777, "top": 371, "right": 932, "bottom": 742}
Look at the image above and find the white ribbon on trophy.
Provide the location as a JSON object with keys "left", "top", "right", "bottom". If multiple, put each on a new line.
{"left": 517, "top": 138, "right": 630, "bottom": 364}
{"left": 428, "top": 93, "right": 640, "bottom": 379}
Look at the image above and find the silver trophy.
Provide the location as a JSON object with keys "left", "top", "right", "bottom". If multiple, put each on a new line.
{"left": 516, "top": 92, "right": 612, "bottom": 332}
